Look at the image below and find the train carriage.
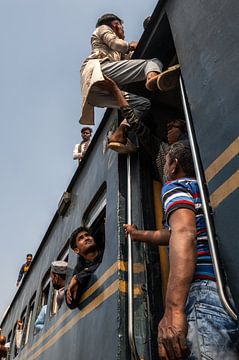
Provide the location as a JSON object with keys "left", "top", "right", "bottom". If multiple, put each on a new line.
{"left": 1, "top": 0, "right": 238, "bottom": 359}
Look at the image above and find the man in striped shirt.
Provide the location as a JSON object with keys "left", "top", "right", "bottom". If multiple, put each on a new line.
{"left": 124, "top": 142, "right": 239, "bottom": 359}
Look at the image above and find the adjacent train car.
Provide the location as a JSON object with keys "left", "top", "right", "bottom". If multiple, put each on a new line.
{"left": 1, "top": 1, "right": 238, "bottom": 359}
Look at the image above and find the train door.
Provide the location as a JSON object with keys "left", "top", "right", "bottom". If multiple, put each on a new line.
{"left": 128, "top": 6, "right": 238, "bottom": 358}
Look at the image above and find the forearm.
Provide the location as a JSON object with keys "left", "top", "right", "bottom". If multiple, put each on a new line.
{"left": 99, "top": 27, "right": 129, "bottom": 53}
{"left": 17, "top": 268, "right": 24, "bottom": 283}
{"left": 131, "top": 229, "right": 170, "bottom": 245}
{"left": 75, "top": 271, "right": 92, "bottom": 285}
{"left": 73, "top": 144, "right": 81, "bottom": 160}
{"left": 165, "top": 229, "right": 196, "bottom": 311}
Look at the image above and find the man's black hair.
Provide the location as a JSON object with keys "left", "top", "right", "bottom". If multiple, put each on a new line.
{"left": 143, "top": 16, "right": 151, "bottom": 30}
{"left": 26, "top": 254, "right": 32, "bottom": 258}
{"left": 52, "top": 272, "right": 66, "bottom": 280}
{"left": 168, "top": 118, "right": 187, "bottom": 133}
{"left": 167, "top": 141, "right": 195, "bottom": 177}
{"left": 69, "top": 226, "right": 91, "bottom": 250}
{"left": 96, "top": 14, "right": 123, "bottom": 28}
{"left": 81, "top": 127, "right": 92, "bottom": 133}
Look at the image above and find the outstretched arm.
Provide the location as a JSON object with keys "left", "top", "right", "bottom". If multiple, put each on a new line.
{"left": 97, "top": 75, "right": 128, "bottom": 107}
{"left": 123, "top": 224, "right": 170, "bottom": 246}
{"left": 66, "top": 263, "right": 100, "bottom": 309}
{"left": 16, "top": 265, "right": 24, "bottom": 286}
{"left": 158, "top": 208, "right": 196, "bottom": 360}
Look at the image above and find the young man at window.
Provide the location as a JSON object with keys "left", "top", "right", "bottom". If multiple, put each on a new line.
{"left": 80, "top": 13, "right": 180, "bottom": 130}
{"left": 124, "top": 142, "right": 239, "bottom": 359}
{"left": 66, "top": 227, "right": 102, "bottom": 309}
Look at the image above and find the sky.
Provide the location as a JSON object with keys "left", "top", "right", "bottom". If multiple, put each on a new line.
{"left": 0, "top": 0, "right": 158, "bottom": 321}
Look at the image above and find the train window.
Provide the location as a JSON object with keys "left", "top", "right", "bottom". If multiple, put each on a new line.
{"left": 40, "top": 272, "right": 51, "bottom": 307}
{"left": 65, "top": 184, "right": 106, "bottom": 307}
{"left": 83, "top": 183, "right": 106, "bottom": 253}
{"left": 9, "top": 320, "right": 23, "bottom": 358}
{"left": 57, "top": 242, "right": 69, "bottom": 262}
{"left": 24, "top": 293, "right": 36, "bottom": 345}
{"left": 83, "top": 183, "right": 106, "bottom": 229}
{"left": 34, "top": 271, "right": 50, "bottom": 334}
{"left": 11, "top": 322, "right": 18, "bottom": 358}
{"left": 16, "top": 307, "right": 26, "bottom": 350}
{"left": 5, "top": 330, "right": 12, "bottom": 360}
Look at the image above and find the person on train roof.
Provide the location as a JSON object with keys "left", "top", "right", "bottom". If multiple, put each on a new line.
{"left": 124, "top": 141, "right": 239, "bottom": 360}
{"left": 16, "top": 253, "right": 33, "bottom": 287}
{"left": 99, "top": 76, "right": 187, "bottom": 181}
{"left": 79, "top": 13, "right": 180, "bottom": 143}
{"left": 66, "top": 227, "right": 103, "bottom": 309}
{"left": 73, "top": 127, "right": 93, "bottom": 164}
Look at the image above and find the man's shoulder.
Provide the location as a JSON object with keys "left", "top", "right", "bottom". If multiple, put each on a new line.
{"left": 94, "top": 25, "right": 113, "bottom": 36}
{"left": 162, "top": 178, "right": 198, "bottom": 196}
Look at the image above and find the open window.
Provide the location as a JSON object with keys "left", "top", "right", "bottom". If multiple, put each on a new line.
{"left": 5, "top": 330, "right": 12, "bottom": 360}
{"left": 24, "top": 293, "right": 36, "bottom": 344}
{"left": 82, "top": 182, "right": 107, "bottom": 255}
{"left": 40, "top": 271, "right": 51, "bottom": 308}
{"left": 34, "top": 271, "right": 50, "bottom": 334}
{"left": 57, "top": 243, "right": 69, "bottom": 263}
{"left": 66, "top": 183, "right": 107, "bottom": 302}
{"left": 11, "top": 322, "right": 18, "bottom": 358}
{"left": 15, "top": 307, "right": 27, "bottom": 350}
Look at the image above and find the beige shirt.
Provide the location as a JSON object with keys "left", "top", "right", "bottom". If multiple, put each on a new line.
{"left": 73, "top": 140, "right": 91, "bottom": 162}
{"left": 80, "top": 25, "right": 133, "bottom": 125}
{"left": 56, "top": 287, "right": 65, "bottom": 310}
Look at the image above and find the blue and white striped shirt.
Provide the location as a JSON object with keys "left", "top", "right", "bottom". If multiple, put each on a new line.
{"left": 162, "top": 178, "right": 215, "bottom": 281}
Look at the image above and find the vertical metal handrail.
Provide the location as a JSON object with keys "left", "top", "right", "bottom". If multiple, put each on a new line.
{"left": 179, "top": 76, "right": 237, "bottom": 320}
{"left": 127, "top": 155, "right": 141, "bottom": 360}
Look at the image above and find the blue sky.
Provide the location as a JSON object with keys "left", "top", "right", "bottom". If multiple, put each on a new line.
{"left": 0, "top": 0, "right": 157, "bottom": 320}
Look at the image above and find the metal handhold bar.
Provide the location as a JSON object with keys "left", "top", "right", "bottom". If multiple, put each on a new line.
{"left": 179, "top": 76, "right": 237, "bottom": 320}
{"left": 127, "top": 155, "right": 141, "bottom": 360}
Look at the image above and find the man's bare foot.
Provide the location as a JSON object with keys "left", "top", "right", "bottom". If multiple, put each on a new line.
{"left": 108, "top": 125, "right": 136, "bottom": 154}
{"left": 146, "top": 71, "right": 160, "bottom": 91}
{"left": 109, "top": 124, "right": 128, "bottom": 144}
